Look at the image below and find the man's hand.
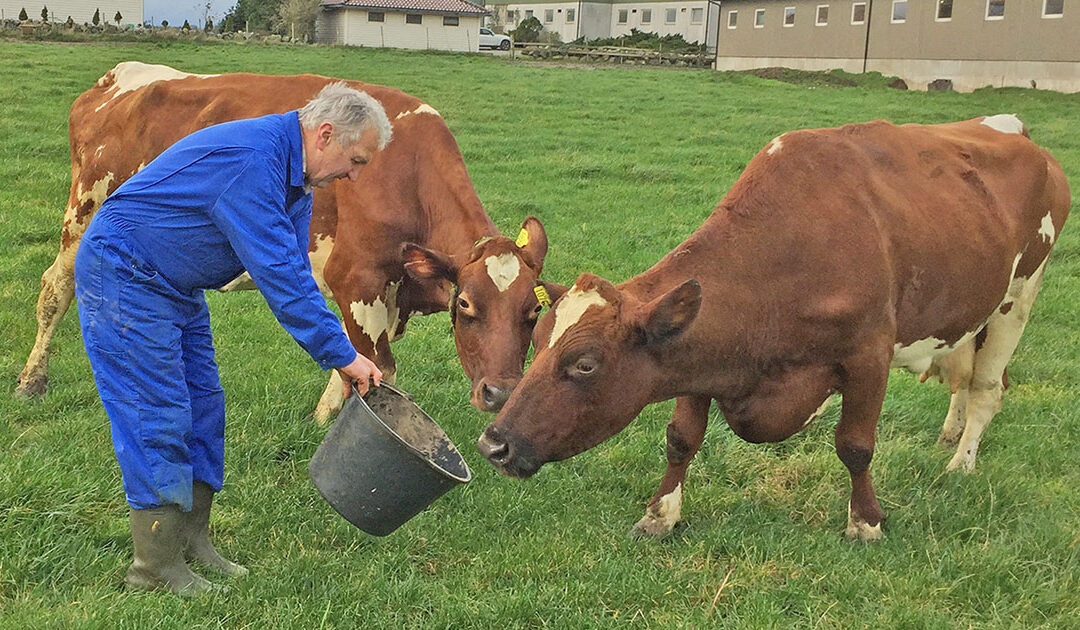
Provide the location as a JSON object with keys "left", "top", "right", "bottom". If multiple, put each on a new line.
{"left": 337, "top": 353, "right": 383, "bottom": 398}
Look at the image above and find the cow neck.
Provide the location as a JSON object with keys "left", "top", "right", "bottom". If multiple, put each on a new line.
{"left": 620, "top": 205, "right": 769, "bottom": 400}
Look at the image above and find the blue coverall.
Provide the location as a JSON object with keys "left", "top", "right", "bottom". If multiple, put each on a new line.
{"left": 74, "top": 111, "right": 357, "bottom": 511}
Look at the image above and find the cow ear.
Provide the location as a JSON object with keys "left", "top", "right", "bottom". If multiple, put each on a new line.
{"left": 402, "top": 243, "right": 458, "bottom": 282}
{"left": 539, "top": 281, "right": 568, "bottom": 303}
{"left": 638, "top": 279, "right": 701, "bottom": 344}
{"left": 515, "top": 217, "right": 548, "bottom": 274}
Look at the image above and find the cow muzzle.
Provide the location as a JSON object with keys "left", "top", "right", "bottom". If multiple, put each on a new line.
{"left": 470, "top": 378, "right": 515, "bottom": 413}
{"left": 477, "top": 425, "right": 540, "bottom": 478}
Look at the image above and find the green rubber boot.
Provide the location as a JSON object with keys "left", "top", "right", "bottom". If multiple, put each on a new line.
{"left": 183, "top": 482, "right": 249, "bottom": 578}
{"left": 126, "top": 506, "right": 214, "bottom": 595}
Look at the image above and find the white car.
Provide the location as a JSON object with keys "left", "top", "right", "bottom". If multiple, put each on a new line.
{"left": 479, "top": 28, "right": 511, "bottom": 50}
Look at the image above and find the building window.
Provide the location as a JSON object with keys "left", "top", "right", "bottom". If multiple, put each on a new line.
{"left": 566, "top": 8, "right": 575, "bottom": 22}
{"left": 691, "top": 7, "right": 703, "bottom": 23}
{"left": 815, "top": 5, "right": 829, "bottom": 24}
{"left": 405, "top": 13, "right": 422, "bottom": 24}
{"left": 727, "top": 10, "right": 737, "bottom": 27}
{"left": 665, "top": 8, "right": 676, "bottom": 23}
{"left": 755, "top": 8, "right": 766, "bottom": 26}
{"left": 1043, "top": 0, "right": 1064, "bottom": 17}
{"left": 936, "top": 0, "right": 953, "bottom": 20}
{"left": 986, "top": 0, "right": 1005, "bottom": 19}
{"left": 368, "top": 11, "right": 384, "bottom": 21}
{"left": 443, "top": 15, "right": 458, "bottom": 25}
{"left": 642, "top": 8, "right": 651, "bottom": 22}
{"left": 544, "top": 9, "right": 553, "bottom": 22}
{"left": 851, "top": 2, "right": 866, "bottom": 24}
{"left": 618, "top": 8, "right": 628, "bottom": 23}
{"left": 891, "top": 0, "right": 907, "bottom": 22}
{"left": 784, "top": 6, "right": 796, "bottom": 25}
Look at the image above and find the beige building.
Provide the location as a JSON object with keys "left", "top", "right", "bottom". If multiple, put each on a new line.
{"left": 0, "top": 0, "right": 143, "bottom": 25}
{"left": 496, "top": 0, "right": 716, "bottom": 43}
{"left": 317, "top": 0, "right": 489, "bottom": 52}
{"left": 715, "top": 0, "right": 1080, "bottom": 91}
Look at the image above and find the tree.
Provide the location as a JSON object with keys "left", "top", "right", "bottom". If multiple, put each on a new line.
{"left": 205, "top": 17, "right": 214, "bottom": 32}
{"left": 92, "top": 8, "right": 100, "bottom": 25}
{"left": 277, "top": 0, "right": 321, "bottom": 40}
{"left": 182, "top": 19, "right": 191, "bottom": 30}
{"left": 161, "top": 19, "right": 168, "bottom": 28}
{"left": 222, "top": 0, "right": 284, "bottom": 32}
{"left": 510, "top": 15, "right": 542, "bottom": 43}
{"left": 65, "top": 15, "right": 73, "bottom": 28}
{"left": 18, "top": 7, "right": 28, "bottom": 21}
{"left": 40, "top": 5, "right": 48, "bottom": 22}
{"left": 114, "top": 11, "right": 122, "bottom": 26}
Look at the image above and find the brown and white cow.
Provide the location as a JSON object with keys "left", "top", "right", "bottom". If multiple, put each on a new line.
{"left": 478, "top": 115, "right": 1070, "bottom": 541}
{"left": 15, "top": 61, "right": 558, "bottom": 418}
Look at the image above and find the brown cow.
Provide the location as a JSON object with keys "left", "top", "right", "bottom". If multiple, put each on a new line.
{"left": 478, "top": 115, "right": 1070, "bottom": 541}
{"left": 15, "top": 61, "right": 558, "bottom": 417}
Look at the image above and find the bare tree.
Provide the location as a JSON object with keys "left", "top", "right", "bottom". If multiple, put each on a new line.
{"left": 277, "top": 0, "right": 321, "bottom": 41}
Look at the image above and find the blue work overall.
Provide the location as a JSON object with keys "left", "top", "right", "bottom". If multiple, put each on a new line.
{"left": 74, "top": 112, "right": 357, "bottom": 510}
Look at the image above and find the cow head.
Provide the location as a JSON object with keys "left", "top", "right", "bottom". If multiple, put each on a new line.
{"left": 403, "top": 217, "right": 567, "bottom": 412}
{"left": 477, "top": 273, "right": 701, "bottom": 478}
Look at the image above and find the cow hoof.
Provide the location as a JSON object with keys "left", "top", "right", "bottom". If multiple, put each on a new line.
{"left": 630, "top": 516, "right": 675, "bottom": 539}
{"left": 14, "top": 377, "right": 47, "bottom": 399}
{"left": 844, "top": 519, "right": 883, "bottom": 542}
{"left": 945, "top": 452, "right": 976, "bottom": 473}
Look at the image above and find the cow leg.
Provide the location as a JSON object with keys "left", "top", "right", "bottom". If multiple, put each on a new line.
{"left": 947, "top": 263, "right": 1046, "bottom": 473}
{"left": 631, "top": 395, "right": 710, "bottom": 538}
{"left": 836, "top": 348, "right": 889, "bottom": 542}
{"left": 932, "top": 340, "right": 976, "bottom": 448}
{"left": 16, "top": 233, "right": 81, "bottom": 398}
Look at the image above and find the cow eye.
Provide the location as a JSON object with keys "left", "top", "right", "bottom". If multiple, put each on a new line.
{"left": 457, "top": 297, "right": 471, "bottom": 311}
{"left": 570, "top": 356, "right": 598, "bottom": 378}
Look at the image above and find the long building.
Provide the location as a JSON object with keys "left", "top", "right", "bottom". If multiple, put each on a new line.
{"left": 316, "top": 0, "right": 490, "bottom": 51}
{"left": 491, "top": 0, "right": 718, "bottom": 44}
{"left": 713, "top": 0, "right": 1080, "bottom": 92}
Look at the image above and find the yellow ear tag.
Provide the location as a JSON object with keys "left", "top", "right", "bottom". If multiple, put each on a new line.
{"left": 515, "top": 228, "right": 530, "bottom": 248}
{"left": 534, "top": 284, "right": 552, "bottom": 308}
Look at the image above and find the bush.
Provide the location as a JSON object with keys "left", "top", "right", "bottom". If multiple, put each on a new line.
{"left": 574, "top": 28, "right": 706, "bottom": 54}
{"left": 510, "top": 15, "right": 541, "bottom": 43}
{"left": 92, "top": 8, "right": 99, "bottom": 25}
{"left": 40, "top": 5, "right": 47, "bottom": 22}
{"left": 18, "top": 7, "right": 28, "bottom": 21}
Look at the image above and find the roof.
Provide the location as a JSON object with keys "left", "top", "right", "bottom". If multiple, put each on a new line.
{"left": 322, "top": 0, "right": 490, "bottom": 16}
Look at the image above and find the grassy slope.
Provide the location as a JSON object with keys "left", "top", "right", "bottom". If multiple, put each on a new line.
{"left": 1, "top": 41, "right": 1078, "bottom": 628}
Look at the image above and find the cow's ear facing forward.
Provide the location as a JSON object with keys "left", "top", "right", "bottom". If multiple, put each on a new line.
{"left": 637, "top": 279, "right": 701, "bottom": 344}
{"left": 402, "top": 243, "right": 458, "bottom": 282}
{"left": 516, "top": 216, "right": 548, "bottom": 274}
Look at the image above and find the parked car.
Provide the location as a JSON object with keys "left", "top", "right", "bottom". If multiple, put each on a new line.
{"left": 479, "top": 28, "right": 511, "bottom": 50}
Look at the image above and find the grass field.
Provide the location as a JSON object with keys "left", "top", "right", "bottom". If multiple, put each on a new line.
{"left": 1, "top": 41, "right": 1079, "bottom": 628}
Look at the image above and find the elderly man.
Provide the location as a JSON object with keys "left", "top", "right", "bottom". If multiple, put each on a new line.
{"left": 74, "top": 82, "right": 392, "bottom": 594}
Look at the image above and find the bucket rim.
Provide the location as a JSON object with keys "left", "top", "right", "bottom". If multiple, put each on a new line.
{"left": 353, "top": 382, "right": 473, "bottom": 484}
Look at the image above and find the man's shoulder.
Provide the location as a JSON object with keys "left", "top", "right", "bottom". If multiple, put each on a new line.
{"left": 188, "top": 113, "right": 295, "bottom": 156}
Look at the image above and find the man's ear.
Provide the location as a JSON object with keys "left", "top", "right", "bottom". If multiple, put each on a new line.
{"left": 515, "top": 216, "right": 548, "bottom": 274}
{"left": 316, "top": 121, "right": 334, "bottom": 150}
{"left": 402, "top": 243, "right": 458, "bottom": 283}
{"left": 637, "top": 279, "right": 701, "bottom": 344}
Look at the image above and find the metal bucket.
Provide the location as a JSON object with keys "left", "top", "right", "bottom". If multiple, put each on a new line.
{"left": 308, "top": 383, "right": 471, "bottom": 536}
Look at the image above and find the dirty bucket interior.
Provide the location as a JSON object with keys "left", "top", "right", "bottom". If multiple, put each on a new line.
{"left": 363, "top": 386, "right": 471, "bottom": 482}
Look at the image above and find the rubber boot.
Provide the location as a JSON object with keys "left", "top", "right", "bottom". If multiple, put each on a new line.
{"left": 183, "top": 482, "right": 249, "bottom": 578}
{"left": 126, "top": 506, "right": 214, "bottom": 595}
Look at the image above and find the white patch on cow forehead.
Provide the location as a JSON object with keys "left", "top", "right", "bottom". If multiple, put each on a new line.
{"left": 548, "top": 287, "right": 608, "bottom": 348}
{"left": 1038, "top": 211, "right": 1056, "bottom": 243}
{"left": 394, "top": 103, "right": 441, "bottom": 120}
{"left": 484, "top": 253, "right": 521, "bottom": 293}
{"left": 767, "top": 135, "right": 784, "bottom": 155}
{"left": 980, "top": 114, "right": 1024, "bottom": 135}
{"left": 95, "top": 61, "right": 218, "bottom": 112}
{"left": 349, "top": 282, "right": 402, "bottom": 349}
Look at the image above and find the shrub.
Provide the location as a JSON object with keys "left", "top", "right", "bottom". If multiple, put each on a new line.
{"left": 40, "top": 5, "right": 47, "bottom": 22}
{"left": 113, "top": 11, "right": 121, "bottom": 26}
{"left": 510, "top": 15, "right": 541, "bottom": 43}
{"left": 91, "top": 8, "right": 99, "bottom": 25}
{"left": 18, "top": 7, "right": 28, "bottom": 21}
{"left": 182, "top": 19, "right": 191, "bottom": 30}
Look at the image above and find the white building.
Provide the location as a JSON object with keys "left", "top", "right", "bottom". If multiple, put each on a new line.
{"left": 316, "top": 0, "right": 489, "bottom": 52}
{"left": 496, "top": 0, "right": 712, "bottom": 43}
{"left": 0, "top": 0, "right": 142, "bottom": 25}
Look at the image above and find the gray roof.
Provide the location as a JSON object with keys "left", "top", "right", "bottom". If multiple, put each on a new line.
{"left": 322, "top": 0, "right": 490, "bottom": 16}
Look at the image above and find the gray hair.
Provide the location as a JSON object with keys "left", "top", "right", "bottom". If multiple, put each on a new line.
{"left": 298, "top": 82, "right": 392, "bottom": 149}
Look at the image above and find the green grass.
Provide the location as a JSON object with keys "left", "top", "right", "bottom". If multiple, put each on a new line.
{"left": 2, "top": 41, "right": 1079, "bottom": 628}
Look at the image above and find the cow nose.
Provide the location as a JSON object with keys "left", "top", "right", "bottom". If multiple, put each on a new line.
{"left": 480, "top": 384, "right": 511, "bottom": 412}
{"left": 477, "top": 428, "right": 510, "bottom": 464}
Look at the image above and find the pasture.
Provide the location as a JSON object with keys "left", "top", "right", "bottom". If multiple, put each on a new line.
{"left": 2, "top": 40, "right": 1079, "bottom": 628}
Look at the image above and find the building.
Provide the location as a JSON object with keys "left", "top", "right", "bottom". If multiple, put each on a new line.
{"left": 0, "top": 1, "right": 142, "bottom": 25}
{"left": 316, "top": 0, "right": 489, "bottom": 52}
{"left": 492, "top": 0, "right": 717, "bottom": 44}
{"left": 714, "top": 0, "right": 1080, "bottom": 92}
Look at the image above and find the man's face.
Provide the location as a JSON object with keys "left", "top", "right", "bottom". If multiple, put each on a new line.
{"left": 306, "top": 125, "right": 381, "bottom": 189}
